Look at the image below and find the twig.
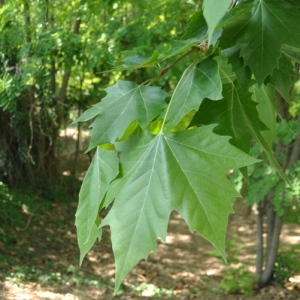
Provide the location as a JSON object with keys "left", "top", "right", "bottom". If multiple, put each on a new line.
{"left": 159, "top": 46, "right": 199, "bottom": 77}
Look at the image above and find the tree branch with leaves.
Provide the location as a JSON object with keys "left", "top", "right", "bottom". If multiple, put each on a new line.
{"left": 74, "top": 0, "right": 300, "bottom": 293}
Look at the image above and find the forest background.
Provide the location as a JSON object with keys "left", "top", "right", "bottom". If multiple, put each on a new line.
{"left": 0, "top": 0, "right": 300, "bottom": 299}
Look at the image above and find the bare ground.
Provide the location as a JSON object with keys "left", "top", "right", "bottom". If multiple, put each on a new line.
{"left": 1, "top": 197, "right": 300, "bottom": 300}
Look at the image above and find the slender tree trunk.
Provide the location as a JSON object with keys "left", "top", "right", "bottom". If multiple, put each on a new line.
{"left": 256, "top": 91, "right": 300, "bottom": 288}
{"left": 255, "top": 202, "right": 263, "bottom": 280}
{"left": 57, "top": 17, "right": 81, "bottom": 126}
{"left": 259, "top": 213, "right": 282, "bottom": 287}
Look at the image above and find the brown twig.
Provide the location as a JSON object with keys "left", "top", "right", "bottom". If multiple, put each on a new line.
{"left": 159, "top": 46, "right": 201, "bottom": 77}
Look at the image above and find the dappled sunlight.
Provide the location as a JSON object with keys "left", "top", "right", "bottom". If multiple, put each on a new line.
{"left": 165, "top": 233, "right": 191, "bottom": 244}
{"left": 2, "top": 198, "right": 300, "bottom": 299}
{"left": 281, "top": 224, "right": 300, "bottom": 245}
{"left": 3, "top": 282, "right": 79, "bottom": 300}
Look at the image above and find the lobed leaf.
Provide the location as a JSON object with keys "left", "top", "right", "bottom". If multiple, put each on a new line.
{"left": 162, "top": 56, "right": 222, "bottom": 131}
{"left": 223, "top": 46, "right": 251, "bottom": 91}
{"left": 75, "top": 148, "right": 119, "bottom": 264}
{"left": 181, "top": 10, "right": 208, "bottom": 41}
{"left": 265, "top": 56, "right": 295, "bottom": 102}
{"left": 191, "top": 82, "right": 286, "bottom": 180}
{"left": 220, "top": 0, "right": 300, "bottom": 84}
{"left": 203, "top": 0, "right": 232, "bottom": 44}
{"left": 102, "top": 126, "right": 257, "bottom": 292}
{"left": 250, "top": 83, "right": 277, "bottom": 146}
{"left": 76, "top": 81, "right": 169, "bottom": 151}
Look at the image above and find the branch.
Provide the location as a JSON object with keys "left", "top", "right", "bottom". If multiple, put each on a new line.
{"left": 159, "top": 44, "right": 207, "bottom": 77}
{"left": 255, "top": 202, "right": 264, "bottom": 280}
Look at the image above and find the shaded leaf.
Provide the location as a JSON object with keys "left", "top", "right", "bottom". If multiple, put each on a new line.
{"left": 265, "top": 56, "right": 295, "bottom": 101}
{"left": 281, "top": 45, "right": 300, "bottom": 64}
{"left": 75, "top": 148, "right": 119, "bottom": 264}
{"left": 216, "top": 55, "right": 236, "bottom": 84}
{"left": 159, "top": 40, "right": 199, "bottom": 62}
{"left": 223, "top": 46, "right": 252, "bottom": 91}
{"left": 191, "top": 82, "right": 286, "bottom": 180}
{"left": 181, "top": 10, "right": 208, "bottom": 41}
{"left": 220, "top": 0, "right": 300, "bottom": 84}
{"left": 251, "top": 84, "right": 277, "bottom": 146}
{"left": 113, "top": 50, "right": 160, "bottom": 71}
{"left": 162, "top": 56, "right": 222, "bottom": 131}
{"left": 191, "top": 83, "right": 267, "bottom": 152}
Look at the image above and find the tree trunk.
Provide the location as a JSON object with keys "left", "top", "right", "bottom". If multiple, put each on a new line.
{"left": 256, "top": 92, "right": 300, "bottom": 288}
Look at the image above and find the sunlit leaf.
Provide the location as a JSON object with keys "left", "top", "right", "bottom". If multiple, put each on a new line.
{"left": 75, "top": 81, "right": 169, "bottom": 150}
{"left": 102, "top": 126, "right": 257, "bottom": 292}
{"left": 203, "top": 0, "right": 232, "bottom": 44}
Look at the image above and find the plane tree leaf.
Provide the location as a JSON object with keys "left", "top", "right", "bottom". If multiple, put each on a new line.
{"left": 75, "top": 148, "right": 119, "bottom": 264}
{"left": 75, "top": 80, "right": 169, "bottom": 151}
{"left": 101, "top": 126, "right": 257, "bottom": 292}
{"left": 265, "top": 56, "right": 295, "bottom": 102}
{"left": 181, "top": 10, "right": 208, "bottom": 41}
{"left": 250, "top": 84, "right": 277, "bottom": 146}
{"left": 191, "top": 82, "right": 286, "bottom": 180}
{"left": 281, "top": 45, "right": 300, "bottom": 64}
{"left": 112, "top": 50, "right": 160, "bottom": 71}
{"left": 223, "top": 46, "right": 252, "bottom": 91}
{"left": 220, "top": 0, "right": 300, "bottom": 84}
{"left": 203, "top": 0, "right": 232, "bottom": 44}
{"left": 74, "top": 0, "right": 299, "bottom": 293}
{"left": 162, "top": 56, "right": 222, "bottom": 131}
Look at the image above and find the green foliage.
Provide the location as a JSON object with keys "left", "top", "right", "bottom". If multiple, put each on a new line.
{"left": 236, "top": 119, "right": 300, "bottom": 215}
{"left": 218, "top": 267, "right": 256, "bottom": 296}
{"left": 211, "top": 238, "right": 256, "bottom": 296}
{"left": 273, "top": 246, "right": 300, "bottom": 285}
{"left": 220, "top": 0, "right": 300, "bottom": 85}
{"left": 74, "top": 0, "right": 300, "bottom": 292}
{"left": 0, "top": 0, "right": 197, "bottom": 186}
{"left": 5, "top": 265, "right": 109, "bottom": 288}
{"left": 0, "top": 182, "right": 49, "bottom": 239}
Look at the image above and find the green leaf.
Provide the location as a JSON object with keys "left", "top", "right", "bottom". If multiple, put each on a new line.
{"left": 220, "top": 0, "right": 300, "bottom": 84}
{"left": 113, "top": 50, "right": 160, "bottom": 71}
{"left": 281, "top": 45, "right": 300, "bottom": 64}
{"left": 203, "top": 0, "right": 232, "bottom": 44}
{"left": 162, "top": 56, "right": 222, "bottom": 131}
{"left": 191, "top": 82, "right": 286, "bottom": 180}
{"left": 181, "top": 10, "right": 208, "bottom": 41}
{"left": 76, "top": 81, "right": 169, "bottom": 150}
{"left": 102, "top": 126, "right": 257, "bottom": 292}
{"left": 191, "top": 83, "right": 267, "bottom": 152}
{"left": 251, "top": 84, "right": 277, "bottom": 146}
{"left": 159, "top": 40, "right": 199, "bottom": 62}
{"left": 216, "top": 55, "right": 236, "bottom": 84}
{"left": 265, "top": 56, "right": 295, "bottom": 101}
{"left": 75, "top": 148, "right": 119, "bottom": 265}
{"left": 223, "top": 46, "right": 252, "bottom": 91}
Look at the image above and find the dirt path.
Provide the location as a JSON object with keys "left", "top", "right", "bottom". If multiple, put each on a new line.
{"left": 1, "top": 197, "right": 300, "bottom": 300}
